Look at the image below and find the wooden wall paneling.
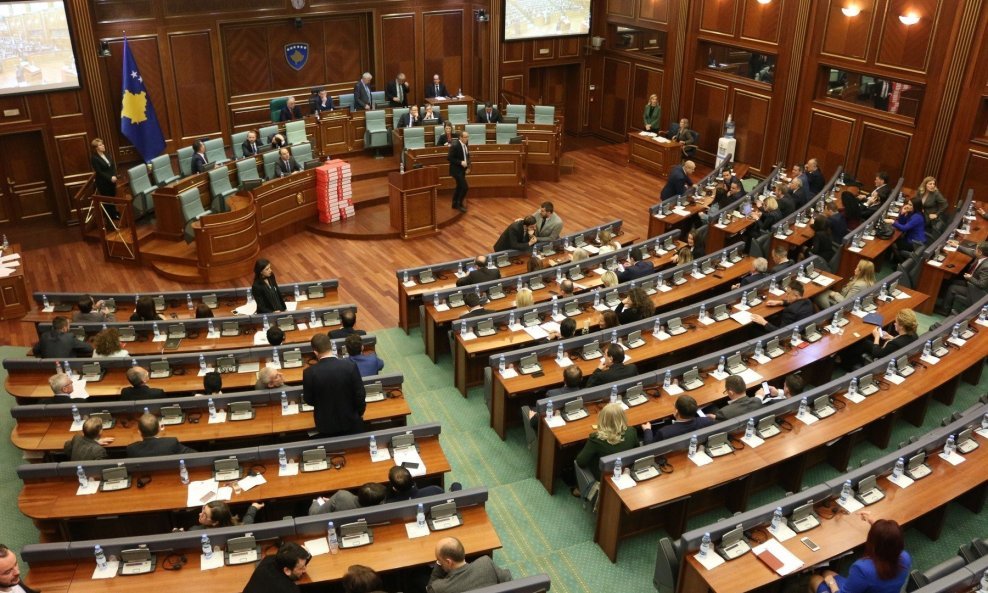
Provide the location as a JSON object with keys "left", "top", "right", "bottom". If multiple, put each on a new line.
{"left": 854, "top": 123, "right": 911, "bottom": 183}
{"left": 103, "top": 36, "right": 172, "bottom": 156}
{"left": 92, "top": 0, "right": 154, "bottom": 23}
{"left": 557, "top": 37, "right": 581, "bottom": 58}
{"left": 423, "top": 11, "right": 465, "bottom": 97}
{"left": 500, "top": 74, "right": 525, "bottom": 99}
{"left": 533, "top": 39, "right": 555, "bottom": 61}
{"left": 699, "top": 0, "right": 738, "bottom": 37}
{"left": 501, "top": 42, "right": 525, "bottom": 64}
{"left": 960, "top": 150, "right": 988, "bottom": 202}
{"left": 689, "top": 79, "right": 729, "bottom": 157}
{"left": 599, "top": 57, "right": 632, "bottom": 136}
{"left": 729, "top": 89, "right": 771, "bottom": 172}
{"left": 639, "top": 0, "right": 669, "bottom": 25}
{"left": 804, "top": 109, "right": 856, "bottom": 175}
{"left": 266, "top": 19, "right": 329, "bottom": 90}
{"left": 0, "top": 97, "right": 32, "bottom": 127}
{"left": 820, "top": 0, "right": 876, "bottom": 62}
{"left": 168, "top": 32, "right": 222, "bottom": 141}
{"left": 323, "top": 15, "right": 370, "bottom": 85}
{"left": 52, "top": 133, "right": 93, "bottom": 182}
{"left": 164, "top": 0, "right": 282, "bottom": 17}
{"left": 740, "top": 0, "right": 782, "bottom": 44}
{"left": 381, "top": 14, "right": 417, "bottom": 101}
{"left": 46, "top": 93, "right": 84, "bottom": 120}
{"left": 607, "top": 0, "right": 636, "bottom": 19}
{"left": 223, "top": 25, "right": 273, "bottom": 98}
{"left": 876, "top": 0, "right": 940, "bottom": 74}
{"left": 631, "top": 64, "right": 665, "bottom": 131}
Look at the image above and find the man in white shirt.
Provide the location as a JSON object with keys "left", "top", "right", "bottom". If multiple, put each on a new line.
{"left": 0, "top": 545, "right": 38, "bottom": 593}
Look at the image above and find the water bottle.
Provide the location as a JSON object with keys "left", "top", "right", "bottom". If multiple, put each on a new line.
{"left": 327, "top": 521, "right": 339, "bottom": 554}
{"left": 688, "top": 435, "right": 698, "bottom": 457}
{"left": 595, "top": 229, "right": 601, "bottom": 243}
{"left": 952, "top": 323, "right": 961, "bottom": 339}
{"left": 278, "top": 448, "right": 287, "bottom": 471}
{"left": 563, "top": 237, "right": 570, "bottom": 250}
{"left": 771, "top": 506, "right": 783, "bottom": 531}
{"left": 740, "top": 292, "right": 748, "bottom": 307}
{"left": 42, "top": 294, "right": 50, "bottom": 309}
{"left": 692, "top": 262, "right": 700, "bottom": 276}
{"left": 839, "top": 479, "right": 853, "bottom": 503}
{"left": 612, "top": 457, "right": 623, "bottom": 481}
{"left": 532, "top": 246, "right": 538, "bottom": 259}
{"left": 699, "top": 533, "right": 712, "bottom": 557}
{"left": 262, "top": 315, "right": 270, "bottom": 331}
{"left": 457, "top": 87, "right": 462, "bottom": 97}
{"left": 246, "top": 288, "right": 254, "bottom": 304}
{"left": 923, "top": 340, "right": 933, "bottom": 358}
{"left": 509, "top": 311, "right": 516, "bottom": 327}
{"left": 272, "top": 348, "right": 281, "bottom": 368}
{"left": 663, "top": 370, "right": 672, "bottom": 388}
{"left": 551, "top": 295, "right": 559, "bottom": 316}
{"left": 798, "top": 398, "right": 809, "bottom": 417}
{"left": 94, "top": 545, "right": 108, "bottom": 570}
{"left": 487, "top": 256, "right": 495, "bottom": 270}
{"left": 556, "top": 267, "right": 563, "bottom": 284}
{"left": 769, "top": 278, "right": 778, "bottom": 293}
{"left": 853, "top": 297, "right": 862, "bottom": 313}
{"left": 798, "top": 264, "right": 805, "bottom": 278}
{"left": 179, "top": 459, "right": 190, "bottom": 484}
{"left": 943, "top": 435, "right": 956, "bottom": 457}
{"left": 71, "top": 405, "right": 82, "bottom": 424}
{"left": 879, "top": 283, "right": 888, "bottom": 300}
{"left": 294, "top": 284, "right": 301, "bottom": 300}
{"left": 892, "top": 457, "right": 905, "bottom": 480}
{"left": 848, "top": 377, "right": 858, "bottom": 396}
{"left": 186, "top": 293, "right": 194, "bottom": 311}
{"left": 369, "top": 435, "right": 378, "bottom": 457}
{"left": 979, "top": 305, "right": 988, "bottom": 322}
{"left": 699, "top": 303, "right": 707, "bottom": 320}
{"left": 886, "top": 359, "right": 897, "bottom": 377}
{"left": 207, "top": 319, "right": 214, "bottom": 335}
{"left": 2, "top": 234, "right": 8, "bottom": 249}
{"left": 545, "top": 399, "right": 554, "bottom": 420}
{"left": 417, "top": 503, "right": 426, "bottom": 528}
{"left": 131, "top": 358, "right": 138, "bottom": 367}
{"left": 102, "top": 323, "right": 108, "bottom": 331}
{"left": 201, "top": 534, "right": 213, "bottom": 559}
{"left": 716, "top": 356, "right": 725, "bottom": 374}
{"left": 62, "top": 360, "right": 70, "bottom": 374}
{"left": 653, "top": 319, "right": 662, "bottom": 336}
{"left": 830, "top": 313, "right": 840, "bottom": 332}
{"left": 516, "top": 278, "right": 523, "bottom": 293}
{"left": 76, "top": 465, "right": 88, "bottom": 488}
{"left": 499, "top": 355, "right": 506, "bottom": 373}
{"left": 610, "top": 329, "right": 618, "bottom": 344}
{"left": 403, "top": 271, "right": 409, "bottom": 284}
{"left": 208, "top": 398, "right": 217, "bottom": 419}
{"left": 460, "top": 321, "right": 468, "bottom": 336}
{"left": 745, "top": 418, "right": 756, "bottom": 440}
{"left": 754, "top": 340, "right": 764, "bottom": 358}
{"left": 981, "top": 413, "right": 988, "bottom": 431}
{"left": 153, "top": 322, "right": 160, "bottom": 339}
{"left": 556, "top": 343, "right": 564, "bottom": 360}
{"left": 433, "top": 293, "right": 440, "bottom": 308}
{"left": 310, "top": 310, "right": 317, "bottom": 326}
{"left": 610, "top": 385, "right": 618, "bottom": 404}
{"left": 281, "top": 391, "right": 288, "bottom": 412}
{"left": 199, "top": 354, "right": 206, "bottom": 372}
{"left": 143, "top": 406, "right": 150, "bottom": 415}
{"left": 791, "top": 328, "right": 800, "bottom": 347}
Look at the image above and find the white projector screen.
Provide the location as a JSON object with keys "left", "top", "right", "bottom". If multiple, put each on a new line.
{"left": 0, "top": 0, "right": 80, "bottom": 97}
{"left": 503, "top": 0, "right": 592, "bottom": 42}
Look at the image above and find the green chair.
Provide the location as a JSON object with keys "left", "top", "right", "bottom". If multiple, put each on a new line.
{"left": 364, "top": 110, "right": 390, "bottom": 157}
{"left": 259, "top": 125, "right": 279, "bottom": 145}
{"left": 506, "top": 104, "right": 527, "bottom": 123}
{"left": 127, "top": 163, "right": 158, "bottom": 217}
{"left": 465, "top": 124, "right": 487, "bottom": 145}
{"left": 262, "top": 151, "right": 280, "bottom": 180}
{"left": 496, "top": 123, "right": 518, "bottom": 144}
{"left": 534, "top": 105, "right": 555, "bottom": 125}
{"left": 392, "top": 107, "right": 409, "bottom": 128}
{"left": 339, "top": 94, "right": 355, "bottom": 111}
{"left": 434, "top": 124, "right": 446, "bottom": 146}
{"left": 207, "top": 168, "right": 236, "bottom": 213}
{"left": 285, "top": 120, "right": 306, "bottom": 145}
{"left": 177, "top": 146, "right": 195, "bottom": 177}
{"left": 231, "top": 131, "right": 249, "bottom": 159}
{"left": 236, "top": 159, "right": 261, "bottom": 187}
{"left": 447, "top": 104, "right": 468, "bottom": 125}
{"left": 371, "top": 90, "right": 385, "bottom": 107}
{"left": 403, "top": 127, "right": 425, "bottom": 150}
{"left": 292, "top": 142, "right": 313, "bottom": 166}
{"left": 149, "top": 154, "right": 179, "bottom": 186}
{"left": 179, "top": 187, "right": 211, "bottom": 243}
{"left": 269, "top": 98, "right": 288, "bottom": 122}
{"left": 204, "top": 138, "right": 228, "bottom": 164}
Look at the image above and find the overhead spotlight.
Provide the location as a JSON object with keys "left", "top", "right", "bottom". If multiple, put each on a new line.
{"left": 756, "top": 0, "right": 772, "bottom": 4}
{"left": 898, "top": 12, "right": 920, "bottom": 25}
{"left": 474, "top": 9, "right": 489, "bottom": 22}
{"left": 841, "top": 5, "right": 861, "bottom": 16}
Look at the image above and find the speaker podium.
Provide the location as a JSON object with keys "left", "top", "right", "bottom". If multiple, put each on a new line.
{"left": 388, "top": 166, "right": 440, "bottom": 239}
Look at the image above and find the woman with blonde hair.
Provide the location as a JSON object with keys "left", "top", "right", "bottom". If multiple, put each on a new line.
{"left": 671, "top": 246, "right": 693, "bottom": 266}
{"left": 601, "top": 270, "right": 619, "bottom": 288}
{"left": 597, "top": 230, "right": 617, "bottom": 253}
{"left": 757, "top": 196, "right": 782, "bottom": 231}
{"left": 869, "top": 308, "right": 918, "bottom": 357}
{"left": 571, "top": 247, "right": 590, "bottom": 263}
{"left": 93, "top": 328, "right": 128, "bottom": 358}
{"left": 575, "top": 403, "right": 643, "bottom": 484}
{"left": 643, "top": 94, "right": 662, "bottom": 132}
{"left": 514, "top": 287, "right": 534, "bottom": 308}
{"left": 915, "top": 176, "right": 947, "bottom": 231}
{"left": 817, "top": 259, "right": 875, "bottom": 308}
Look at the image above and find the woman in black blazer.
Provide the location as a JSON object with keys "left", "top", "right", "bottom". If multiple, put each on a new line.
{"left": 90, "top": 138, "right": 120, "bottom": 219}
{"left": 869, "top": 308, "right": 918, "bottom": 357}
{"left": 251, "top": 258, "right": 287, "bottom": 314}
{"left": 808, "top": 215, "right": 836, "bottom": 262}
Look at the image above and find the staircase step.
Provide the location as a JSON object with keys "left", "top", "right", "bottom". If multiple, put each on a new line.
{"left": 141, "top": 237, "right": 198, "bottom": 265}
{"left": 148, "top": 260, "right": 207, "bottom": 284}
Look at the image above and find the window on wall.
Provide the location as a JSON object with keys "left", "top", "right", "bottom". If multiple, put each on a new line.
{"left": 699, "top": 42, "right": 775, "bottom": 85}
{"left": 607, "top": 24, "right": 666, "bottom": 61}
{"left": 821, "top": 67, "right": 924, "bottom": 120}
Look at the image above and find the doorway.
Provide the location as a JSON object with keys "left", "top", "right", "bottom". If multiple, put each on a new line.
{"left": 0, "top": 131, "right": 56, "bottom": 224}
{"left": 528, "top": 63, "right": 583, "bottom": 134}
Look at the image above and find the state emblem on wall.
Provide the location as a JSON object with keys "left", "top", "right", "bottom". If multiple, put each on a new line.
{"left": 285, "top": 43, "right": 309, "bottom": 71}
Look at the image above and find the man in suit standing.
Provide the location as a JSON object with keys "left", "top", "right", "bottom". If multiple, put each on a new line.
{"left": 660, "top": 160, "right": 695, "bottom": 201}
{"left": 448, "top": 131, "right": 470, "bottom": 212}
{"left": 493, "top": 215, "right": 536, "bottom": 252}
{"left": 354, "top": 72, "right": 374, "bottom": 110}
{"left": 532, "top": 201, "right": 563, "bottom": 241}
{"left": 397, "top": 105, "right": 420, "bottom": 128}
{"left": 279, "top": 96, "right": 302, "bottom": 121}
{"left": 479, "top": 103, "right": 501, "bottom": 124}
{"left": 242, "top": 130, "right": 261, "bottom": 157}
{"left": 750, "top": 281, "right": 814, "bottom": 332}
{"left": 711, "top": 376, "right": 761, "bottom": 421}
{"left": 121, "top": 366, "right": 165, "bottom": 400}
{"left": 63, "top": 417, "right": 113, "bottom": 461}
{"left": 428, "top": 537, "right": 511, "bottom": 593}
{"left": 126, "top": 413, "right": 196, "bottom": 458}
{"left": 302, "top": 334, "right": 366, "bottom": 437}
{"left": 191, "top": 139, "right": 208, "bottom": 174}
{"left": 586, "top": 344, "right": 639, "bottom": 387}
{"left": 385, "top": 73, "right": 409, "bottom": 107}
{"left": 651, "top": 395, "right": 714, "bottom": 440}
{"left": 275, "top": 148, "right": 302, "bottom": 177}
{"left": 455, "top": 255, "right": 501, "bottom": 286}
{"left": 33, "top": 316, "right": 93, "bottom": 358}
{"left": 425, "top": 74, "right": 449, "bottom": 99}
{"left": 940, "top": 240, "right": 988, "bottom": 314}
{"left": 804, "top": 158, "right": 825, "bottom": 195}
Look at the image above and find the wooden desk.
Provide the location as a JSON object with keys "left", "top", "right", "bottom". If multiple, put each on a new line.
{"left": 769, "top": 222, "right": 816, "bottom": 256}
{"left": 837, "top": 232, "right": 900, "bottom": 286}
{"left": 424, "top": 95, "right": 477, "bottom": 122}
{"left": 537, "top": 288, "right": 924, "bottom": 493}
{"left": 706, "top": 217, "right": 757, "bottom": 254}
{"left": 0, "top": 243, "right": 30, "bottom": 320}
{"left": 488, "top": 273, "right": 840, "bottom": 439}
{"left": 405, "top": 144, "right": 527, "bottom": 199}
{"left": 628, "top": 132, "right": 684, "bottom": 178}
{"left": 648, "top": 197, "right": 713, "bottom": 239}
{"left": 389, "top": 167, "right": 440, "bottom": 239}
{"left": 915, "top": 208, "right": 987, "bottom": 314}
{"left": 246, "top": 168, "right": 320, "bottom": 240}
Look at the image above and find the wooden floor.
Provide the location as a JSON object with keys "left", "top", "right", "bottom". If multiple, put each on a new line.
{"left": 2, "top": 141, "right": 668, "bottom": 346}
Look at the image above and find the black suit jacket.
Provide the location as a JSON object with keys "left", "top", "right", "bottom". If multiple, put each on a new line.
{"left": 385, "top": 79, "right": 409, "bottom": 107}
{"left": 458, "top": 307, "right": 493, "bottom": 319}
{"left": 397, "top": 113, "right": 419, "bottom": 128}
{"left": 328, "top": 327, "right": 366, "bottom": 340}
{"left": 243, "top": 556, "right": 299, "bottom": 593}
{"left": 313, "top": 98, "right": 334, "bottom": 112}
{"left": 241, "top": 139, "right": 261, "bottom": 157}
{"left": 353, "top": 81, "right": 373, "bottom": 110}
{"left": 456, "top": 267, "right": 501, "bottom": 287}
{"left": 448, "top": 140, "right": 470, "bottom": 174}
{"left": 275, "top": 157, "right": 302, "bottom": 177}
{"left": 251, "top": 278, "right": 287, "bottom": 314}
{"left": 438, "top": 133, "right": 455, "bottom": 146}
{"left": 805, "top": 169, "right": 825, "bottom": 195}
{"left": 33, "top": 330, "right": 93, "bottom": 358}
{"left": 869, "top": 332, "right": 917, "bottom": 358}
{"left": 479, "top": 109, "right": 501, "bottom": 124}
{"left": 763, "top": 298, "right": 815, "bottom": 332}
{"left": 279, "top": 105, "right": 302, "bottom": 121}
{"left": 191, "top": 152, "right": 208, "bottom": 174}
{"left": 778, "top": 193, "right": 796, "bottom": 216}
{"left": 302, "top": 357, "right": 366, "bottom": 436}
{"left": 586, "top": 361, "right": 639, "bottom": 388}
{"left": 425, "top": 83, "right": 450, "bottom": 98}
{"left": 660, "top": 165, "right": 693, "bottom": 201}
{"left": 91, "top": 153, "right": 117, "bottom": 196}
{"left": 656, "top": 417, "right": 714, "bottom": 440}
{"left": 121, "top": 384, "right": 166, "bottom": 400}
{"left": 493, "top": 220, "right": 530, "bottom": 252}
{"left": 740, "top": 271, "right": 767, "bottom": 286}
{"left": 126, "top": 437, "right": 196, "bottom": 458}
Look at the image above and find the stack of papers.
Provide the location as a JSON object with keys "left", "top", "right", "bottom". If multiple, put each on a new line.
{"left": 393, "top": 447, "right": 426, "bottom": 477}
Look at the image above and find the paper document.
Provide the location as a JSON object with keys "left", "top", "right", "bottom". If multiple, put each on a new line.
{"left": 186, "top": 479, "right": 220, "bottom": 508}
{"left": 752, "top": 539, "right": 804, "bottom": 576}
{"left": 393, "top": 447, "right": 426, "bottom": 477}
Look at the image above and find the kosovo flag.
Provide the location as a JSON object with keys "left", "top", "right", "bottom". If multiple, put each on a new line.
{"left": 120, "top": 37, "right": 165, "bottom": 162}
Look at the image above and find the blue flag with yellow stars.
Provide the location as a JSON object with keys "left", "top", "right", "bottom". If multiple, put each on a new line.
{"left": 120, "top": 37, "right": 165, "bottom": 162}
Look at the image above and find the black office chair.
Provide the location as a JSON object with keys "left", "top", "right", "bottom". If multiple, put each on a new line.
{"left": 653, "top": 537, "right": 683, "bottom": 593}
{"left": 906, "top": 556, "right": 966, "bottom": 592}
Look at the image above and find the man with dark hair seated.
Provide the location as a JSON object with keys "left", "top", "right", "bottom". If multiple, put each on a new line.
{"left": 760, "top": 373, "right": 806, "bottom": 403}
{"left": 242, "top": 541, "right": 311, "bottom": 593}
{"left": 73, "top": 295, "right": 115, "bottom": 322}
{"left": 308, "top": 482, "right": 387, "bottom": 514}
{"left": 329, "top": 309, "right": 366, "bottom": 340}
{"left": 712, "top": 376, "right": 761, "bottom": 420}
{"left": 63, "top": 416, "right": 113, "bottom": 460}
{"left": 586, "top": 343, "right": 638, "bottom": 387}
{"left": 650, "top": 395, "right": 714, "bottom": 440}
{"left": 201, "top": 371, "right": 222, "bottom": 396}
{"left": 266, "top": 326, "right": 285, "bottom": 346}
{"left": 0, "top": 544, "right": 40, "bottom": 593}
{"left": 385, "top": 466, "right": 445, "bottom": 502}
{"left": 345, "top": 333, "right": 384, "bottom": 377}
{"left": 33, "top": 316, "right": 93, "bottom": 358}
{"left": 126, "top": 413, "right": 196, "bottom": 457}
{"left": 457, "top": 292, "right": 492, "bottom": 319}
{"left": 750, "top": 281, "right": 813, "bottom": 332}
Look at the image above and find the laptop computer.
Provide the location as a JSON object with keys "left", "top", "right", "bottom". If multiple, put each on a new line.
{"left": 153, "top": 295, "right": 166, "bottom": 312}
{"left": 447, "top": 293, "right": 465, "bottom": 308}
{"left": 160, "top": 404, "right": 185, "bottom": 425}
{"left": 895, "top": 355, "right": 914, "bottom": 377}
{"left": 229, "top": 401, "right": 254, "bottom": 421}
{"left": 82, "top": 362, "right": 105, "bottom": 382}
{"left": 338, "top": 520, "right": 373, "bottom": 549}
{"left": 857, "top": 373, "right": 879, "bottom": 396}
{"left": 149, "top": 360, "right": 171, "bottom": 379}
{"left": 224, "top": 535, "right": 260, "bottom": 566}
{"left": 581, "top": 340, "right": 602, "bottom": 360}
{"left": 713, "top": 304, "right": 729, "bottom": 322}
{"left": 529, "top": 276, "right": 545, "bottom": 291}
{"left": 475, "top": 318, "right": 496, "bottom": 337}
{"left": 563, "top": 301, "right": 580, "bottom": 317}
{"left": 217, "top": 355, "right": 237, "bottom": 374}
{"left": 277, "top": 316, "right": 296, "bottom": 332}
{"left": 119, "top": 547, "right": 155, "bottom": 575}
{"left": 487, "top": 284, "right": 506, "bottom": 300}
{"left": 624, "top": 383, "right": 647, "bottom": 407}
{"left": 100, "top": 466, "right": 131, "bottom": 492}
{"left": 307, "top": 284, "right": 324, "bottom": 299}
{"left": 667, "top": 317, "right": 687, "bottom": 336}
{"left": 956, "top": 427, "right": 979, "bottom": 454}
{"left": 765, "top": 337, "right": 784, "bottom": 358}
{"left": 282, "top": 349, "right": 303, "bottom": 368}
{"left": 812, "top": 395, "right": 836, "bottom": 418}
{"left": 301, "top": 448, "right": 329, "bottom": 472}
{"left": 746, "top": 290, "right": 763, "bottom": 307}
{"left": 365, "top": 382, "right": 385, "bottom": 403}
{"left": 905, "top": 450, "right": 931, "bottom": 479}
{"left": 568, "top": 266, "right": 584, "bottom": 281}
{"left": 726, "top": 353, "right": 746, "bottom": 375}
{"left": 418, "top": 269, "right": 435, "bottom": 284}
{"left": 118, "top": 326, "right": 136, "bottom": 342}
{"left": 804, "top": 323, "right": 822, "bottom": 343}
{"left": 626, "top": 330, "right": 645, "bottom": 349}
{"left": 522, "top": 311, "right": 540, "bottom": 327}
{"left": 322, "top": 310, "right": 341, "bottom": 327}
{"left": 641, "top": 279, "right": 657, "bottom": 295}
{"left": 604, "top": 291, "right": 621, "bottom": 308}
{"left": 672, "top": 270, "right": 686, "bottom": 285}
{"left": 428, "top": 501, "right": 463, "bottom": 531}
{"left": 213, "top": 457, "right": 241, "bottom": 481}
{"left": 496, "top": 254, "right": 510, "bottom": 268}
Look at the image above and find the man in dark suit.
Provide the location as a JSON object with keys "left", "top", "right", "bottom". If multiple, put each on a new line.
{"left": 457, "top": 292, "right": 493, "bottom": 319}
{"left": 660, "top": 160, "right": 695, "bottom": 201}
{"left": 241, "top": 130, "right": 261, "bottom": 157}
{"left": 421, "top": 104, "right": 444, "bottom": 125}
{"left": 0, "top": 545, "right": 41, "bottom": 593}
{"left": 785, "top": 177, "right": 808, "bottom": 210}
{"left": 63, "top": 417, "right": 112, "bottom": 461}
{"left": 448, "top": 131, "right": 471, "bottom": 212}
{"left": 493, "top": 215, "right": 536, "bottom": 252}
{"left": 652, "top": 395, "right": 714, "bottom": 440}
{"left": 823, "top": 200, "right": 848, "bottom": 240}
{"left": 750, "top": 280, "right": 814, "bottom": 332}
{"left": 302, "top": 334, "right": 366, "bottom": 437}
{"left": 279, "top": 96, "right": 302, "bottom": 121}
{"left": 712, "top": 375, "right": 761, "bottom": 420}
{"left": 479, "top": 103, "right": 501, "bottom": 124}
{"left": 428, "top": 537, "right": 512, "bottom": 593}
{"left": 328, "top": 310, "right": 367, "bottom": 340}
{"left": 737, "top": 257, "right": 769, "bottom": 287}
{"left": 191, "top": 139, "right": 208, "bottom": 174}
{"left": 768, "top": 245, "right": 792, "bottom": 272}
{"left": 862, "top": 171, "right": 891, "bottom": 216}
{"left": 312, "top": 89, "right": 334, "bottom": 113}
{"left": 354, "top": 72, "right": 374, "bottom": 110}
{"left": 397, "top": 105, "right": 420, "bottom": 128}
{"left": 586, "top": 344, "right": 639, "bottom": 387}
{"left": 275, "top": 148, "right": 302, "bottom": 177}
{"left": 385, "top": 73, "right": 409, "bottom": 107}
{"left": 548, "top": 366, "right": 583, "bottom": 397}
{"left": 242, "top": 542, "right": 311, "bottom": 593}
{"left": 121, "top": 366, "right": 165, "bottom": 400}
{"left": 940, "top": 240, "right": 988, "bottom": 314}
{"left": 49, "top": 372, "right": 76, "bottom": 403}
{"left": 425, "top": 74, "right": 449, "bottom": 99}
{"left": 32, "top": 316, "right": 93, "bottom": 358}
{"left": 617, "top": 249, "right": 654, "bottom": 283}
{"left": 456, "top": 255, "right": 501, "bottom": 286}
{"left": 126, "top": 413, "right": 196, "bottom": 458}
{"left": 804, "top": 158, "right": 825, "bottom": 195}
